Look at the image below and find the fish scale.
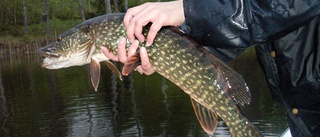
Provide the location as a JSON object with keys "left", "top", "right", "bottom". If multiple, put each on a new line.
{"left": 38, "top": 13, "right": 261, "bottom": 137}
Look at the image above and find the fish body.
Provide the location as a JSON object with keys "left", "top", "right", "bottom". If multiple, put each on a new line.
{"left": 39, "top": 13, "right": 261, "bottom": 136}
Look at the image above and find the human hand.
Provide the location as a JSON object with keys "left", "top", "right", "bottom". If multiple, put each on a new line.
{"left": 124, "top": 0, "right": 185, "bottom": 46}
{"left": 101, "top": 37, "right": 155, "bottom": 75}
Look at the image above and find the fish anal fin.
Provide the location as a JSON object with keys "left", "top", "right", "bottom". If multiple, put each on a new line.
{"left": 122, "top": 52, "right": 141, "bottom": 76}
{"left": 190, "top": 97, "right": 218, "bottom": 135}
{"left": 105, "top": 60, "right": 122, "bottom": 81}
{"left": 90, "top": 57, "right": 101, "bottom": 91}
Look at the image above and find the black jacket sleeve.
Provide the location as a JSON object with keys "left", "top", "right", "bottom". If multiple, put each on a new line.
{"left": 182, "top": 1, "right": 320, "bottom": 136}
{"left": 183, "top": 0, "right": 320, "bottom": 49}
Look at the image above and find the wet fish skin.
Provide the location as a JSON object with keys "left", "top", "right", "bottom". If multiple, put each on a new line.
{"left": 136, "top": 26, "right": 260, "bottom": 137}
{"left": 39, "top": 13, "right": 261, "bottom": 137}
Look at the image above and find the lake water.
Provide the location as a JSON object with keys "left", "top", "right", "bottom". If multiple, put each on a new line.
{"left": 0, "top": 48, "right": 288, "bottom": 137}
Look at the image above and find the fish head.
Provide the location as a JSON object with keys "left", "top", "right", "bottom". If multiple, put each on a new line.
{"left": 39, "top": 25, "right": 97, "bottom": 69}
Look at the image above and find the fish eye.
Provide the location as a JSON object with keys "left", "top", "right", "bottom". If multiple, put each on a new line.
{"left": 57, "top": 37, "right": 62, "bottom": 41}
{"left": 80, "top": 25, "right": 91, "bottom": 35}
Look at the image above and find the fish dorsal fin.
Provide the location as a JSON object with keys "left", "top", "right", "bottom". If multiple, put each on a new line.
{"left": 190, "top": 97, "right": 218, "bottom": 135}
{"left": 202, "top": 49, "right": 251, "bottom": 106}
{"left": 105, "top": 60, "right": 123, "bottom": 81}
{"left": 90, "top": 57, "right": 101, "bottom": 91}
{"left": 122, "top": 52, "right": 141, "bottom": 76}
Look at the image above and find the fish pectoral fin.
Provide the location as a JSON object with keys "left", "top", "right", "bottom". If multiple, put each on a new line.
{"left": 122, "top": 52, "right": 141, "bottom": 76}
{"left": 90, "top": 57, "right": 101, "bottom": 91}
{"left": 202, "top": 50, "right": 251, "bottom": 106}
{"left": 105, "top": 60, "right": 122, "bottom": 81}
{"left": 190, "top": 97, "right": 218, "bottom": 135}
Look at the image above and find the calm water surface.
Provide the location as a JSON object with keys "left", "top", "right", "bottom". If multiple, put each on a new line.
{"left": 0, "top": 48, "right": 287, "bottom": 137}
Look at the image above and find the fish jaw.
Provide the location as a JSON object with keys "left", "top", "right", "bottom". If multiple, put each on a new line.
{"left": 39, "top": 52, "right": 110, "bottom": 70}
{"left": 39, "top": 43, "right": 85, "bottom": 69}
{"left": 40, "top": 55, "right": 88, "bottom": 69}
{"left": 39, "top": 44, "right": 109, "bottom": 69}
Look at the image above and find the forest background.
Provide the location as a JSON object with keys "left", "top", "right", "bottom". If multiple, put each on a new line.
{"left": 0, "top": 0, "right": 170, "bottom": 54}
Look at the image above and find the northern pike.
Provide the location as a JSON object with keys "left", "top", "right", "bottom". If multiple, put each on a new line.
{"left": 38, "top": 13, "right": 261, "bottom": 136}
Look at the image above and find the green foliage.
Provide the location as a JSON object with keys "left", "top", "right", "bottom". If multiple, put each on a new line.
{"left": 27, "top": 0, "right": 43, "bottom": 24}
{"left": 0, "top": 0, "right": 173, "bottom": 39}
{"left": 28, "top": 18, "right": 82, "bottom": 37}
{"left": 49, "top": 0, "right": 82, "bottom": 20}
{"left": 0, "top": 25, "right": 24, "bottom": 37}
{"left": 128, "top": 0, "right": 172, "bottom": 7}
{"left": 90, "top": 0, "right": 106, "bottom": 17}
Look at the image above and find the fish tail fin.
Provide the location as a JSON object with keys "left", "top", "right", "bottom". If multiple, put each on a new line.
{"left": 122, "top": 52, "right": 141, "bottom": 76}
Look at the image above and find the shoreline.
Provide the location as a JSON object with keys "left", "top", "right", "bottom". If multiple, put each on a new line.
{"left": 0, "top": 37, "right": 47, "bottom": 55}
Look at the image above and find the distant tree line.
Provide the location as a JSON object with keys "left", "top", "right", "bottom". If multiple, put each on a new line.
{"left": 0, "top": 0, "right": 171, "bottom": 38}
{"left": 0, "top": 0, "right": 126, "bottom": 37}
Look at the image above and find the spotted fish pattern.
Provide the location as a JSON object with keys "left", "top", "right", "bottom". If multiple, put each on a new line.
{"left": 39, "top": 13, "right": 261, "bottom": 137}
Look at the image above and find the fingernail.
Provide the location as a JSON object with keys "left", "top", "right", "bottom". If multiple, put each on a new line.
{"left": 134, "top": 69, "right": 143, "bottom": 74}
{"left": 133, "top": 40, "right": 139, "bottom": 45}
{"left": 101, "top": 46, "right": 107, "bottom": 52}
{"left": 140, "top": 47, "right": 146, "bottom": 57}
{"left": 146, "top": 42, "right": 151, "bottom": 47}
{"left": 129, "top": 39, "right": 134, "bottom": 43}
{"left": 119, "top": 38, "right": 125, "bottom": 43}
{"left": 138, "top": 71, "right": 143, "bottom": 75}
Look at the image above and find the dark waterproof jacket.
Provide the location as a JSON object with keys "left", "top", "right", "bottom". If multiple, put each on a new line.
{"left": 183, "top": 0, "right": 320, "bottom": 136}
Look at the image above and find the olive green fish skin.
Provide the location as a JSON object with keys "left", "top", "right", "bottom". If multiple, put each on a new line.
{"left": 39, "top": 13, "right": 260, "bottom": 136}
{"left": 146, "top": 27, "right": 259, "bottom": 137}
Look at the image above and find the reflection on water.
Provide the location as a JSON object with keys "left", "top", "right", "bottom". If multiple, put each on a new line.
{"left": 0, "top": 63, "right": 9, "bottom": 136}
{"left": 0, "top": 48, "right": 287, "bottom": 137}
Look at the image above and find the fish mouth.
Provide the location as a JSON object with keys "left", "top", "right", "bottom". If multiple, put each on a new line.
{"left": 38, "top": 47, "right": 90, "bottom": 69}
{"left": 40, "top": 57, "right": 57, "bottom": 69}
{"left": 38, "top": 47, "right": 61, "bottom": 58}
{"left": 39, "top": 55, "right": 63, "bottom": 69}
{"left": 38, "top": 47, "right": 64, "bottom": 69}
